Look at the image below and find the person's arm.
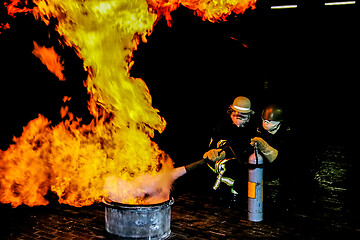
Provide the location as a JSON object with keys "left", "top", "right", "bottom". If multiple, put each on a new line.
{"left": 250, "top": 137, "right": 278, "bottom": 162}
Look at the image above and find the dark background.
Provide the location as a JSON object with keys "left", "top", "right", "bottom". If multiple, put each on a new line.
{"left": 131, "top": 2, "right": 359, "bottom": 165}
{"left": 0, "top": 1, "right": 358, "bottom": 171}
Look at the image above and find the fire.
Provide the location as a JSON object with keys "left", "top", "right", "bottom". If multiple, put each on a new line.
{"left": 32, "top": 41, "right": 65, "bottom": 81}
{"left": 4, "top": 0, "right": 32, "bottom": 16}
{"left": 0, "top": 23, "right": 10, "bottom": 33}
{"left": 105, "top": 154, "right": 186, "bottom": 205}
{"left": 0, "top": 0, "right": 256, "bottom": 207}
{"left": 147, "top": 0, "right": 257, "bottom": 25}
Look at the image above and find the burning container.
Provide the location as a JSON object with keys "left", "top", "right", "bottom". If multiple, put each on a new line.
{"left": 103, "top": 197, "right": 174, "bottom": 239}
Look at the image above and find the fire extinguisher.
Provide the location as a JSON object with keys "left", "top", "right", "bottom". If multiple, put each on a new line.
{"left": 248, "top": 143, "right": 263, "bottom": 222}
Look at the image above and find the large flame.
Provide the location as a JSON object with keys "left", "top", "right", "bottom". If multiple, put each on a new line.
{"left": 0, "top": 0, "right": 256, "bottom": 207}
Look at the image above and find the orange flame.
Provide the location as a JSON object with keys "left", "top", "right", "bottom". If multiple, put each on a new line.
{"left": 182, "top": 0, "right": 256, "bottom": 22}
{"left": 32, "top": 41, "right": 65, "bottom": 81}
{"left": 4, "top": 0, "right": 32, "bottom": 16}
{"left": 0, "top": 0, "right": 256, "bottom": 207}
{"left": 0, "top": 23, "right": 10, "bottom": 33}
{"left": 147, "top": 0, "right": 257, "bottom": 25}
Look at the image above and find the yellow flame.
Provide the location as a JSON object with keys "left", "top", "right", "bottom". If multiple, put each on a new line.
{"left": 1, "top": 0, "right": 167, "bottom": 207}
{"left": 0, "top": 0, "right": 256, "bottom": 207}
{"left": 32, "top": 0, "right": 165, "bottom": 133}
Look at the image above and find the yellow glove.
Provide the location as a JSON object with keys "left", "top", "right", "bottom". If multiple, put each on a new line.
{"left": 250, "top": 137, "right": 278, "bottom": 162}
{"left": 203, "top": 149, "right": 226, "bottom": 162}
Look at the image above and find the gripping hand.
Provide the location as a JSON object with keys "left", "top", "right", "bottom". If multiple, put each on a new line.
{"left": 203, "top": 149, "right": 226, "bottom": 162}
{"left": 250, "top": 137, "right": 278, "bottom": 162}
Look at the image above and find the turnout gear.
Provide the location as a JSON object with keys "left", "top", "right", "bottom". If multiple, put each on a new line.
{"left": 255, "top": 105, "right": 304, "bottom": 211}
{"left": 197, "top": 96, "right": 256, "bottom": 204}
{"left": 208, "top": 158, "right": 237, "bottom": 193}
{"left": 250, "top": 137, "right": 278, "bottom": 163}
{"left": 206, "top": 117, "right": 255, "bottom": 198}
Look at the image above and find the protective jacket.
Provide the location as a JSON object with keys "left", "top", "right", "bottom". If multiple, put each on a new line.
{"left": 255, "top": 124, "right": 293, "bottom": 181}
{"left": 207, "top": 118, "right": 256, "bottom": 195}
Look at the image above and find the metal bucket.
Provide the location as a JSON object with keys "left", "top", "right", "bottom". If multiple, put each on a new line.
{"left": 103, "top": 198, "right": 174, "bottom": 239}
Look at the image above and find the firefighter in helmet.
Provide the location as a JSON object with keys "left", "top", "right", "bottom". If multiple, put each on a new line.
{"left": 250, "top": 104, "right": 294, "bottom": 209}
{"left": 202, "top": 96, "right": 256, "bottom": 205}
{"left": 250, "top": 104, "right": 286, "bottom": 162}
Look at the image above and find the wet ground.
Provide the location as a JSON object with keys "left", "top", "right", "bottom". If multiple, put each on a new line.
{"left": 1, "top": 145, "right": 359, "bottom": 239}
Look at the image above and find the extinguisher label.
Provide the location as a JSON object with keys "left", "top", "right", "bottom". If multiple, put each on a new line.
{"left": 248, "top": 181, "right": 256, "bottom": 198}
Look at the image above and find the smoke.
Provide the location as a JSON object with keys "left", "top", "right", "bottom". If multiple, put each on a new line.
{"left": 104, "top": 154, "right": 186, "bottom": 205}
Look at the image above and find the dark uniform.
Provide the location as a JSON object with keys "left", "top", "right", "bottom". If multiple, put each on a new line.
{"left": 255, "top": 124, "right": 293, "bottom": 183}
{"left": 253, "top": 103, "right": 298, "bottom": 210}
{"left": 206, "top": 117, "right": 256, "bottom": 201}
{"left": 184, "top": 96, "right": 255, "bottom": 206}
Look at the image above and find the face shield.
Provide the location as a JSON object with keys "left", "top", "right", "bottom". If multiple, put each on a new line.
{"left": 231, "top": 111, "right": 250, "bottom": 127}
{"left": 262, "top": 119, "right": 281, "bottom": 134}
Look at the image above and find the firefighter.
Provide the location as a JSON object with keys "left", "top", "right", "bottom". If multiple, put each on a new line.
{"left": 202, "top": 96, "right": 256, "bottom": 206}
{"left": 250, "top": 104, "right": 294, "bottom": 210}
{"left": 250, "top": 104, "right": 286, "bottom": 162}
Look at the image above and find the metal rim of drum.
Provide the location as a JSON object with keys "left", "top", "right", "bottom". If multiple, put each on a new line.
{"left": 102, "top": 197, "right": 174, "bottom": 209}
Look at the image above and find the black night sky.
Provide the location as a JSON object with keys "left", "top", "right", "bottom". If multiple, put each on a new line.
{"left": 0, "top": 1, "right": 358, "bottom": 164}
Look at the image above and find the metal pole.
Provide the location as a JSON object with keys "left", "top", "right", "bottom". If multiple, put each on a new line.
{"left": 248, "top": 143, "right": 263, "bottom": 222}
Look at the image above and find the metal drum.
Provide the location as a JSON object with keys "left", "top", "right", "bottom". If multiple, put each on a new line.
{"left": 103, "top": 197, "right": 174, "bottom": 239}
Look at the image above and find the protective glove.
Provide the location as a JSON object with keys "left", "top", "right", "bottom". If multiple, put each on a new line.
{"left": 250, "top": 137, "right": 278, "bottom": 162}
{"left": 203, "top": 149, "right": 226, "bottom": 162}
